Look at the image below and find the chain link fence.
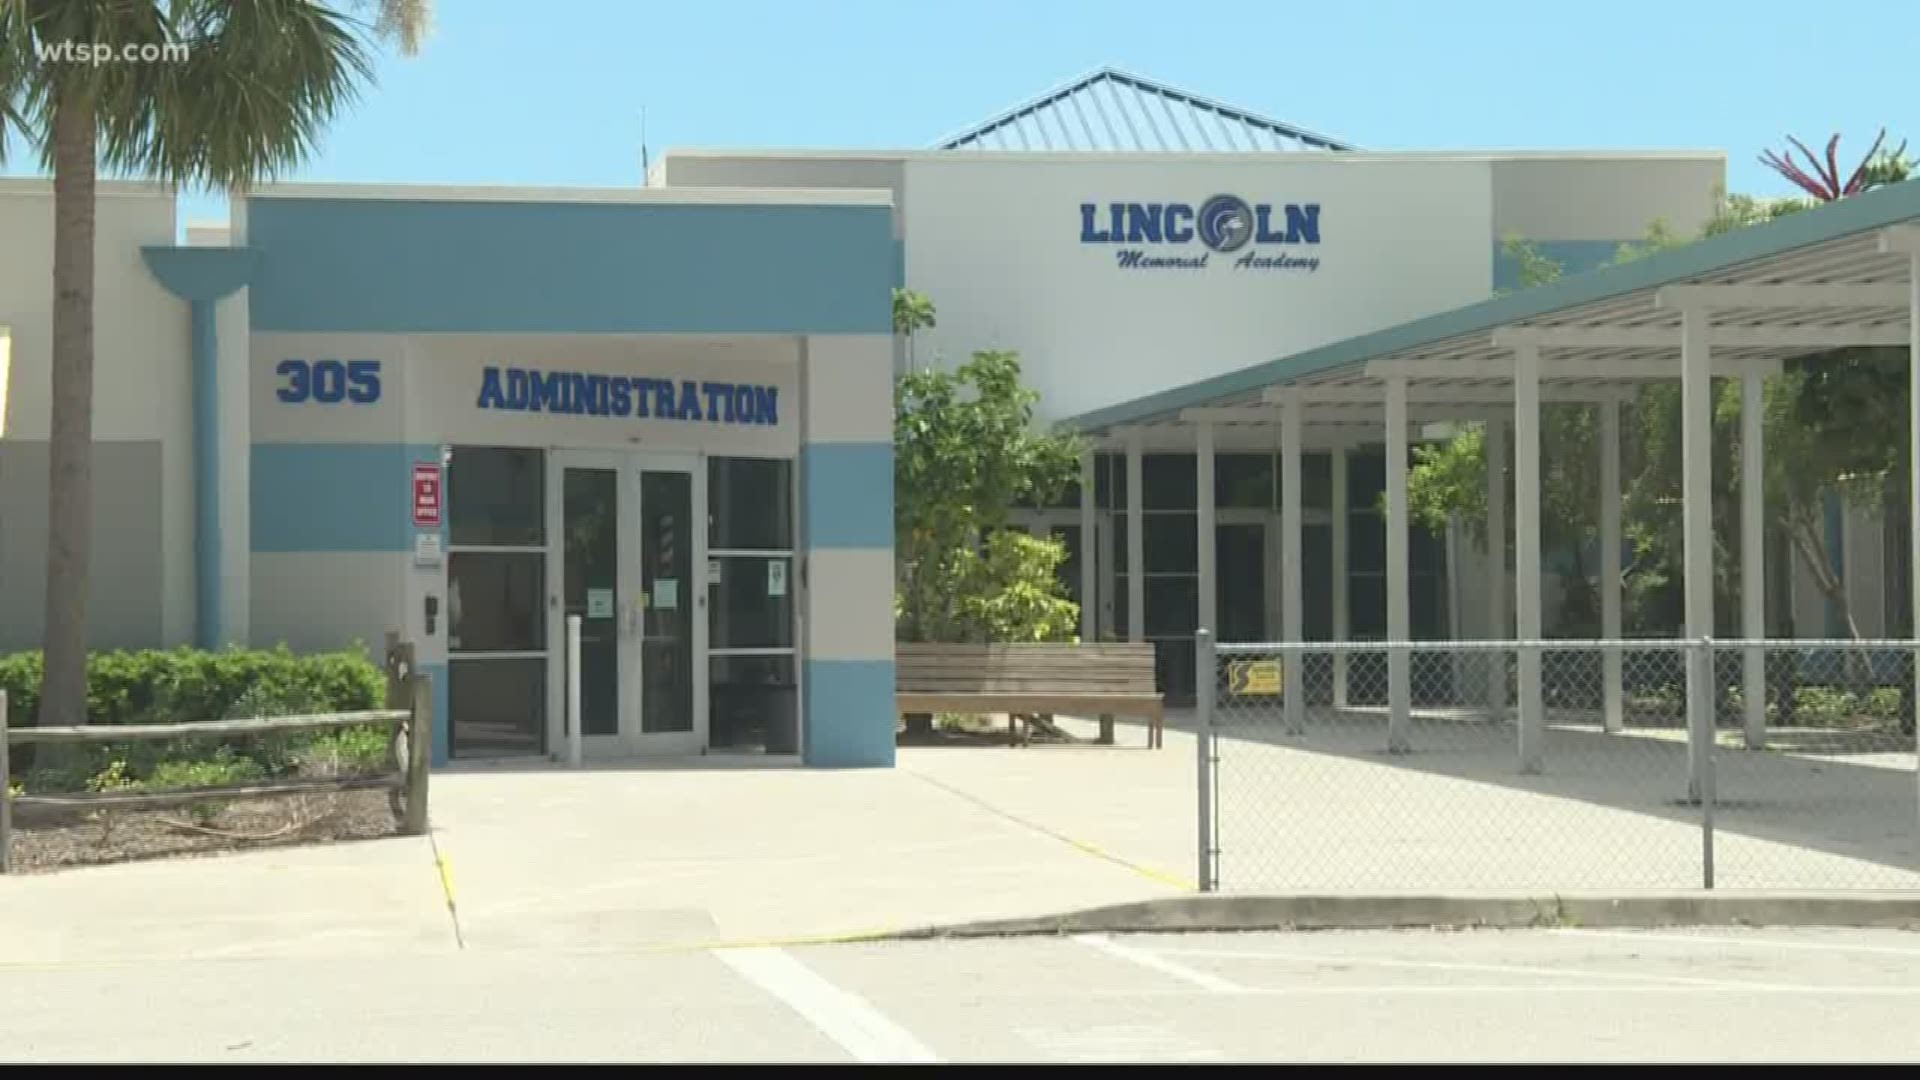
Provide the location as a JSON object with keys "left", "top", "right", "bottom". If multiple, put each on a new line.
{"left": 1196, "top": 635, "right": 1920, "bottom": 893}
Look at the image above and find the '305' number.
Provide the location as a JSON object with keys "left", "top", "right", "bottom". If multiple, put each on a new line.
{"left": 276, "top": 359, "right": 382, "bottom": 404}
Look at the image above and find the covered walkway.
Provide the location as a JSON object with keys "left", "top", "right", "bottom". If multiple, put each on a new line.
{"left": 1064, "top": 178, "right": 1920, "bottom": 773}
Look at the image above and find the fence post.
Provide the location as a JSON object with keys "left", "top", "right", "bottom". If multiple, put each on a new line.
{"left": 402, "top": 672, "right": 434, "bottom": 836}
{"left": 384, "top": 633, "right": 414, "bottom": 821}
{"left": 1195, "top": 628, "right": 1216, "bottom": 893}
{"left": 1688, "top": 638, "right": 1716, "bottom": 889}
{"left": 1, "top": 691, "right": 11, "bottom": 875}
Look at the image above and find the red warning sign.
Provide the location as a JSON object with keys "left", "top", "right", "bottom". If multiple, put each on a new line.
{"left": 412, "top": 462, "right": 442, "bottom": 529}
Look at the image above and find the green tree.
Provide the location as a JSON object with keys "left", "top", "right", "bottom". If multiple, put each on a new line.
{"left": 894, "top": 348, "right": 1082, "bottom": 737}
{"left": 891, "top": 287, "right": 936, "bottom": 372}
{"left": 1411, "top": 154, "right": 1915, "bottom": 640}
{"left": 0, "top": 0, "right": 429, "bottom": 729}
{"left": 894, "top": 348, "right": 1082, "bottom": 640}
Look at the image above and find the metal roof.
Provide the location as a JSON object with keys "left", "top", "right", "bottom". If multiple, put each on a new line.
{"left": 1066, "top": 177, "right": 1920, "bottom": 439}
{"left": 934, "top": 67, "right": 1354, "bottom": 154}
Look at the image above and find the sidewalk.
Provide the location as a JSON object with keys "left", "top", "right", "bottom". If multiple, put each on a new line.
{"left": 433, "top": 757, "right": 1182, "bottom": 951}
{"left": 0, "top": 748, "right": 1186, "bottom": 964}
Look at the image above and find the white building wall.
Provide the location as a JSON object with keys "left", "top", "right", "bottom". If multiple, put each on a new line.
{"left": 1489, "top": 155, "right": 1724, "bottom": 245}
{"left": 661, "top": 150, "right": 1724, "bottom": 423}
{"left": 0, "top": 181, "right": 189, "bottom": 650}
{"left": 899, "top": 154, "right": 1494, "bottom": 420}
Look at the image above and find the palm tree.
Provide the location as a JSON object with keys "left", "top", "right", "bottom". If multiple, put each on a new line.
{"left": 891, "top": 287, "right": 936, "bottom": 373}
{"left": 0, "top": 0, "right": 429, "bottom": 728}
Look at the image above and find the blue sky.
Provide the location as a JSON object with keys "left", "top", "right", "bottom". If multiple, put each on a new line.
{"left": 8, "top": 0, "right": 1920, "bottom": 225}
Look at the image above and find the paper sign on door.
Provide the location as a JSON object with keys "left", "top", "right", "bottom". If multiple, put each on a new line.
{"left": 654, "top": 578, "right": 679, "bottom": 610}
{"left": 586, "top": 588, "right": 614, "bottom": 619}
{"left": 767, "top": 560, "right": 788, "bottom": 597}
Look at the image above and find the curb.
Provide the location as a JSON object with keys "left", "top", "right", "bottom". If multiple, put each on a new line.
{"left": 882, "top": 893, "right": 1920, "bottom": 939}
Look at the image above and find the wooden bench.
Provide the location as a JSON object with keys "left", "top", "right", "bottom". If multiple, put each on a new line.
{"left": 895, "top": 642, "right": 1165, "bottom": 748}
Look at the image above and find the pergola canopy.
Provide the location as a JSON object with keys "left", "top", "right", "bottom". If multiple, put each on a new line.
{"left": 1067, "top": 177, "right": 1920, "bottom": 441}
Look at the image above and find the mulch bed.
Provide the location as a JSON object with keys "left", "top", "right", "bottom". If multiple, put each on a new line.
{"left": 7, "top": 789, "right": 401, "bottom": 873}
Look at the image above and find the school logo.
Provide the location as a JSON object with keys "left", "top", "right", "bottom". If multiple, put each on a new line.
{"left": 1196, "top": 195, "right": 1255, "bottom": 253}
{"left": 1077, "top": 196, "right": 1323, "bottom": 273}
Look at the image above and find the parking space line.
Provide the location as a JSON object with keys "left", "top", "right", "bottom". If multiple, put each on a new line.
{"left": 1149, "top": 945, "right": 1804, "bottom": 991}
{"left": 1551, "top": 928, "right": 1920, "bottom": 958}
{"left": 1076, "top": 934, "right": 1245, "bottom": 993}
{"left": 714, "top": 946, "right": 941, "bottom": 1063}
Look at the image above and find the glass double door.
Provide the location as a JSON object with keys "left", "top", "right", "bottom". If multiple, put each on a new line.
{"left": 550, "top": 451, "right": 704, "bottom": 757}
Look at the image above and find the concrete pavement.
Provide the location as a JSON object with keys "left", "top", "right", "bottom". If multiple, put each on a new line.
{"left": 5, "top": 709, "right": 1918, "bottom": 966}
{"left": 7, "top": 928, "right": 1920, "bottom": 1061}
{"left": 431, "top": 757, "right": 1179, "bottom": 952}
{"left": 0, "top": 749, "right": 1188, "bottom": 964}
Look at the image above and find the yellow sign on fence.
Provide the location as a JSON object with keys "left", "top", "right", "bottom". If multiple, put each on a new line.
{"left": 1226, "top": 659, "right": 1283, "bottom": 696}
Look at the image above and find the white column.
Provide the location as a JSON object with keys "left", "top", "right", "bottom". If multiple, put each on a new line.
{"left": 1127, "top": 432, "right": 1145, "bottom": 643}
{"left": 1681, "top": 307, "right": 1715, "bottom": 799}
{"left": 1906, "top": 251, "right": 1920, "bottom": 752}
{"left": 1600, "top": 399, "right": 1625, "bottom": 734}
{"left": 1197, "top": 423, "right": 1217, "bottom": 639}
{"left": 1485, "top": 418, "right": 1509, "bottom": 715}
{"left": 1282, "top": 393, "right": 1305, "bottom": 734}
{"left": 1386, "top": 378, "right": 1412, "bottom": 752}
{"left": 1741, "top": 372, "right": 1767, "bottom": 749}
{"left": 1514, "top": 345, "right": 1545, "bottom": 774}
{"left": 1080, "top": 450, "right": 1097, "bottom": 643}
{"left": 1331, "top": 446, "right": 1350, "bottom": 707}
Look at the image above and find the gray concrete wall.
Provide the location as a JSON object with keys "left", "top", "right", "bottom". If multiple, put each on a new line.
{"left": 0, "top": 440, "right": 166, "bottom": 651}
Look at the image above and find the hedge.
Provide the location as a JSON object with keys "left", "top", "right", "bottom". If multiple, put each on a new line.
{"left": 0, "top": 644, "right": 386, "bottom": 727}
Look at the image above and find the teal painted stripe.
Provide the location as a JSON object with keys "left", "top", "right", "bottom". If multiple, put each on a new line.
{"left": 802, "top": 441, "right": 893, "bottom": 550}
{"left": 1068, "top": 177, "right": 1920, "bottom": 433}
{"left": 1491, "top": 238, "right": 1633, "bottom": 292}
{"left": 190, "top": 298, "right": 222, "bottom": 648}
{"left": 252, "top": 442, "right": 441, "bottom": 552}
{"left": 141, "top": 247, "right": 259, "bottom": 650}
{"left": 804, "top": 658, "right": 895, "bottom": 767}
{"left": 247, "top": 197, "right": 894, "bottom": 334}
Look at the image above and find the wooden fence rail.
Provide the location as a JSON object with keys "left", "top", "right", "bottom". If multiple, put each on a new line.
{"left": 0, "top": 664, "right": 434, "bottom": 873}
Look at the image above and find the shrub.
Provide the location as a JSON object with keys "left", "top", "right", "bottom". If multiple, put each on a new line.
{"left": 0, "top": 644, "right": 386, "bottom": 791}
{"left": 295, "top": 726, "right": 392, "bottom": 778}
{"left": 1784, "top": 685, "right": 1908, "bottom": 729}
{"left": 144, "top": 749, "right": 266, "bottom": 792}
{"left": 0, "top": 643, "right": 383, "bottom": 727}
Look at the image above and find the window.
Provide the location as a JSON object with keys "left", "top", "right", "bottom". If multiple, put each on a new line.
{"left": 707, "top": 456, "right": 799, "bottom": 753}
{"left": 708, "top": 458, "right": 792, "bottom": 552}
{"left": 1302, "top": 453, "right": 1334, "bottom": 510}
{"left": 1347, "top": 450, "right": 1386, "bottom": 510}
{"left": 445, "top": 446, "right": 549, "bottom": 760}
{"left": 447, "top": 553, "right": 545, "bottom": 653}
{"left": 448, "top": 447, "right": 545, "bottom": 547}
{"left": 1142, "top": 453, "right": 1197, "bottom": 509}
{"left": 708, "top": 556, "right": 795, "bottom": 649}
{"left": 1216, "top": 454, "right": 1274, "bottom": 509}
{"left": 1143, "top": 514, "right": 1199, "bottom": 573}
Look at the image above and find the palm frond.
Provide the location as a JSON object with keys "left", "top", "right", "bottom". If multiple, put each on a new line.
{"left": 0, "top": 0, "right": 31, "bottom": 162}
{"left": 119, "top": 0, "right": 375, "bottom": 188}
{"left": 360, "top": 0, "right": 429, "bottom": 55}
